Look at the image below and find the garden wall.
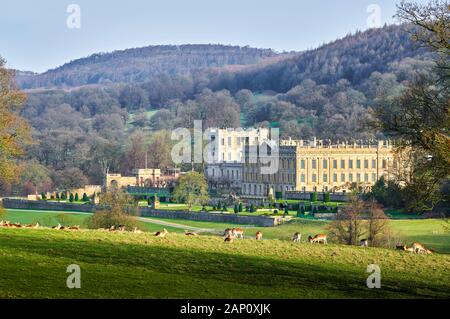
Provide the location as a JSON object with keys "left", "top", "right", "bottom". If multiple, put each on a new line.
{"left": 140, "top": 208, "right": 286, "bottom": 227}
{"left": 285, "top": 191, "right": 349, "bottom": 202}
{"left": 2, "top": 198, "right": 94, "bottom": 212}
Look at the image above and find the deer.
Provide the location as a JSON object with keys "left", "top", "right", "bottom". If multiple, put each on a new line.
{"left": 185, "top": 230, "right": 198, "bottom": 236}
{"left": 68, "top": 225, "right": 80, "bottom": 231}
{"left": 232, "top": 228, "right": 244, "bottom": 239}
{"left": 412, "top": 242, "right": 433, "bottom": 254}
{"left": 25, "top": 222, "right": 40, "bottom": 229}
{"left": 360, "top": 239, "right": 369, "bottom": 247}
{"left": 224, "top": 235, "right": 234, "bottom": 243}
{"left": 255, "top": 231, "right": 263, "bottom": 240}
{"left": 155, "top": 228, "right": 168, "bottom": 237}
{"left": 133, "top": 227, "right": 143, "bottom": 234}
{"left": 52, "top": 223, "right": 62, "bottom": 230}
{"left": 308, "top": 234, "right": 327, "bottom": 244}
{"left": 117, "top": 225, "right": 126, "bottom": 232}
{"left": 292, "top": 233, "right": 301, "bottom": 243}
{"left": 223, "top": 228, "right": 233, "bottom": 237}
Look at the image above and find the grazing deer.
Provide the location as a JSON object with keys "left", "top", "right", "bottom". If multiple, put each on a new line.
{"left": 255, "top": 231, "right": 263, "bottom": 241}
{"left": 185, "top": 230, "right": 198, "bottom": 236}
{"left": 109, "top": 225, "right": 116, "bottom": 231}
{"left": 0, "top": 220, "right": 5, "bottom": 226}
{"left": 118, "top": 225, "right": 126, "bottom": 232}
{"left": 404, "top": 246, "right": 415, "bottom": 253}
{"left": 24, "top": 222, "right": 39, "bottom": 229}
{"left": 292, "top": 233, "right": 301, "bottom": 243}
{"left": 412, "top": 242, "right": 433, "bottom": 254}
{"left": 232, "top": 228, "right": 244, "bottom": 239}
{"left": 68, "top": 226, "right": 80, "bottom": 231}
{"left": 155, "top": 228, "right": 168, "bottom": 237}
{"left": 360, "top": 239, "right": 369, "bottom": 247}
{"left": 308, "top": 234, "right": 328, "bottom": 244}
{"left": 224, "top": 228, "right": 233, "bottom": 237}
{"left": 52, "top": 223, "right": 62, "bottom": 230}
{"left": 396, "top": 245, "right": 406, "bottom": 251}
{"left": 133, "top": 227, "right": 143, "bottom": 234}
{"left": 224, "top": 235, "right": 234, "bottom": 243}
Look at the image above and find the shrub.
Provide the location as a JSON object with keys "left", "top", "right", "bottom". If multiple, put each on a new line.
{"left": 61, "top": 192, "right": 66, "bottom": 200}
{"left": 75, "top": 193, "right": 79, "bottom": 202}
{"left": 273, "top": 209, "right": 279, "bottom": 215}
{"left": 41, "top": 192, "right": 46, "bottom": 200}
{"left": 323, "top": 192, "right": 331, "bottom": 203}
{"left": 222, "top": 203, "right": 227, "bottom": 211}
{"left": 82, "top": 193, "right": 89, "bottom": 202}
{"left": 238, "top": 202, "right": 243, "bottom": 212}
{"left": 250, "top": 204, "right": 256, "bottom": 213}
{"left": 234, "top": 204, "right": 239, "bottom": 214}
{"left": 69, "top": 193, "right": 74, "bottom": 203}
{"left": 284, "top": 207, "right": 289, "bottom": 216}
{"left": 310, "top": 192, "right": 318, "bottom": 202}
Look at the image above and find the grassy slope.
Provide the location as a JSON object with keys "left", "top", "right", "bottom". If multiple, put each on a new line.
{"left": 0, "top": 228, "right": 449, "bottom": 299}
{"left": 5, "top": 209, "right": 450, "bottom": 253}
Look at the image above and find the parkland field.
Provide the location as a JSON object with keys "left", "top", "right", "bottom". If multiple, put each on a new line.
{"left": 1, "top": 209, "right": 449, "bottom": 298}
{"left": 0, "top": 226, "right": 449, "bottom": 299}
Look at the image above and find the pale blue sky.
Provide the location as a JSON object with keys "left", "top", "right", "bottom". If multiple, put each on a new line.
{"left": 0, "top": 0, "right": 428, "bottom": 73}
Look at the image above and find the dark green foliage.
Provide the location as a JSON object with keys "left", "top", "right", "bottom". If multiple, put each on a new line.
{"left": 250, "top": 204, "right": 256, "bottom": 213}
{"left": 82, "top": 193, "right": 89, "bottom": 202}
{"left": 273, "top": 209, "right": 279, "bottom": 215}
{"left": 310, "top": 192, "right": 318, "bottom": 202}
{"left": 284, "top": 207, "right": 289, "bottom": 216}
{"left": 238, "top": 202, "right": 243, "bottom": 212}
{"left": 323, "top": 192, "right": 330, "bottom": 203}
{"left": 56, "top": 193, "right": 60, "bottom": 200}
{"left": 74, "top": 193, "right": 79, "bottom": 202}
{"left": 69, "top": 193, "right": 74, "bottom": 203}
{"left": 234, "top": 204, "right": 239, "bottom": 214}
{"left": 41, "top": 192, "right": 46, "bottom": 200}
{"left": 222, "top": 203, "right": 227, "bottom": 212}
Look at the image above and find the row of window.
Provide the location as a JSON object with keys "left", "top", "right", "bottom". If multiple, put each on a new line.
{"left": 300, "top": 172, "right": 379, "bottom": 184}
{"left": 242, "top": 184, "right": 295, "bottom": 196}
{"left": 210, "top": 168, "right": 240, "bottom": 180}
{"left": 300, "top": 158, "right": 388, "bottom": 170}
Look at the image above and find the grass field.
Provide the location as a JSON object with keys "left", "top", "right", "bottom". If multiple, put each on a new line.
{"left": 0, "top": 227, "right": 449, "bottom": 298}
{"left": 4, "top": 209, "right": 450, "bottom": 253}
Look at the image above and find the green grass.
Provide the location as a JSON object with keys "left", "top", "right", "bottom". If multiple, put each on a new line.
{"left": 0, "top": 227, "right": 449, "bottom": 298}
{"left": 5, "top": 209, "right": 450, "bottom": 253}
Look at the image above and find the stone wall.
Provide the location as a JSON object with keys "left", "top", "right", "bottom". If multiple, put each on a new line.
{"left": 2, "top": 198, "right": 285, "bottom": 227}
{"left": 140, "top": 208, "right": 285, "bottom": 227}
{"left": 285, "top": 191, "right": 349, "bottom": 202}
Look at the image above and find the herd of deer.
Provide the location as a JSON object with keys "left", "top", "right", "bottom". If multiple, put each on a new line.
{"left": 0, "top": 220, "right": 433, "bottom": 254}
{"left": 396, "top": 243, "right": 434, "bottom": 254}
{"left": 222, "top": 228, "right": 328, "bottom": 244}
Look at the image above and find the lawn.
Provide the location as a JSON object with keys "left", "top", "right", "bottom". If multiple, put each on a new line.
{"left": 0, "top": 227, "right": 449, "bottom": 298}
{"left": 4, "top": 209, "right": 450, "bottom": 253}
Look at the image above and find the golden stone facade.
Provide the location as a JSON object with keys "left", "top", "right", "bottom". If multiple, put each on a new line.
{"left": 242, "top": 139, "right": 405, "bottom": 198}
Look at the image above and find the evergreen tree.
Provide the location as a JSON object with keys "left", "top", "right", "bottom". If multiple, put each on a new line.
{"left": 82, "top": 193, "right": 89, "bottom": 202}
{"left": 69, "top": 193, "right": 74, "bottom": 202}
{"left": 238, "top": 202, "right": 243, "bottom": 212}
{"left": 75, "top": 193, "right": 79, "bottom": 202}
{"left": 234, "top": 204, "right": 239, "bottom": 214}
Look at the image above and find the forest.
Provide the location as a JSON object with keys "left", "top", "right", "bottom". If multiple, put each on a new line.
{"left": 2, "top": 23, "right": 438, "bottom": 196}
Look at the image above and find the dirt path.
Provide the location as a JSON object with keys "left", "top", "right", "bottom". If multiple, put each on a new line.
{"left": 137, "top": 217, "right": 216, "bottom": 233}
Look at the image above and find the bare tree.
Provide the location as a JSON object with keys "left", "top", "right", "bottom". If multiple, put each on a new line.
{"left": 366, "top": 200, "right": 391, "bottom": 247}
{"left": 328, "top": 193, "right": 366, "bottom": 245}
